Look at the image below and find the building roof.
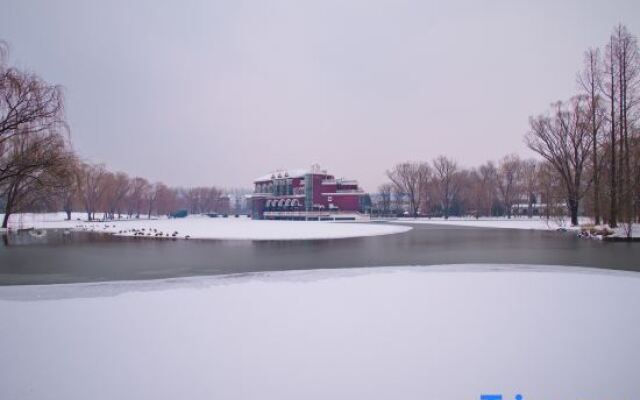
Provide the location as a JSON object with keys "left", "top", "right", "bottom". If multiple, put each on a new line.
{"left": 254, "top": 169, "right": 309, "bottom": 182}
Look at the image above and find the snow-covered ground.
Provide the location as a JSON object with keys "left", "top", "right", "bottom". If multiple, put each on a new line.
{"left": 392, "top": 216, "right": 585, "bottom": 230}
{"left": 0, "top": 265, "right": 638, "bottom": 399}
{"left": 391, "top": 216, "right": 640, "bottom": 237}
{"left": 1, "top": 213, "right": 411, "bottom": 240}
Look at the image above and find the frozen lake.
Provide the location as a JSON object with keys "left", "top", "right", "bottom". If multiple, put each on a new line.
{"left": 2, "top": 223, "right": 640, "bottom": 285}
{"left": 1, "top": 265, "right": 639, "bottom": 399}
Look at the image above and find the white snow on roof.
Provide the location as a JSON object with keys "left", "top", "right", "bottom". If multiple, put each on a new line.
{"left": 254, "top": 168, "right": 310, "bottom": 182}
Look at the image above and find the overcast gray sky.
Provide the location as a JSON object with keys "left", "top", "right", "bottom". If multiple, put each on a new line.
{"left": 1, "top": 0, "right": 639, "bottom": 190}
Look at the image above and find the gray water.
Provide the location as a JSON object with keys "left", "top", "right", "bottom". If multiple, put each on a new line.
{"left": 1, "top": 223, "right": 639, "bottom": 285}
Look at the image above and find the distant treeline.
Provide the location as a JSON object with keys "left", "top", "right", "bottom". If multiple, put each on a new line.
{"left": 2, "top": 25, "right": 639, "bottom": 235}
{"left": 61, "top": 164, "right": 232, "bottom": 222}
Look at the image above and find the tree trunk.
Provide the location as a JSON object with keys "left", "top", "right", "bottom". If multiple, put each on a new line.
{"left": 1, "top": 211, "right": 10, "bottom": 229}
{"left": 618, "top": 120, "right": 624, "bottom": 217}
{"left": 2, "top": 183, "right": 17, "bottom": 229}
{"left": 593, "top": 169, "right": 600, "bottom": 225}
{"left": 569, "top": 199, "right": 579, "bottom": 227}
{"left": 609, "top": 36, "right": 618, "bottom": 228}
{"left": 591, "top": 101, "right": 600, "bottom": 225}
{"left": 590, "top": 60, "right": 601, "bottom": 226}
{"left": 609, "top": 122, "right": 618, "bottom": 227}
{"left": 545, "top": 200, "right": 550, "bottom": 221}
{"left": 621, "top": 47, "right": 633, "bottom": 233}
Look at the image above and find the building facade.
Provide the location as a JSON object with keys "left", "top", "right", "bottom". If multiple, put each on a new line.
{"left": 249, "top": 166, "right": 368, "bottom": 220}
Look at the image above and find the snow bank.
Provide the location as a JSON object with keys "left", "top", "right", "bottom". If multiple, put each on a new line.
{"left": 1, "top": 265, "right": 639, "bottom": 400}
{"left": 391, "top": 217, "right": 640, "bottom": 238}
{"left": 609, "top": 224, "right": 640, "bottom": 239}
{"left": 2, "top": 213, "right": 411, "bottom": 240}
{"left": 391, "top": 216, "right": 581, "bottom": 230}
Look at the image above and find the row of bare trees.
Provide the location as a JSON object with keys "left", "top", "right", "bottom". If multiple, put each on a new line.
{"left": 0, "top": 41, "right": 229, "bottom": 227}
{"left": 383, "top": 155, "right": 550, "bottom": 220}
{"left": 3, "top": 155, "right": 231, "bottom": 226}
{"left": 62, "top": 162, "right": 229, "bottom": 222}
{"left": 383, "top": 24, "right": 640, "bottom": 235}
{"left": 528, "top": 24, "right": 640, "bottom": 234}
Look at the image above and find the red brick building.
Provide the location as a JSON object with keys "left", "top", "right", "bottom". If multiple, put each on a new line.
{"left": 249, "top": 166, "right": 368, "bottom": 220}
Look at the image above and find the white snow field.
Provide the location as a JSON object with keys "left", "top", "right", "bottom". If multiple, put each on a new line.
{"left": 1, "top": 213, "right": 411, "bottom": 240}
{"left": 1, "top": 265, "right": 639, "bottom": 400}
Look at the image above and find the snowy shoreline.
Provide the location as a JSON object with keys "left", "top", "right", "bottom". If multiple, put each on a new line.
{"left": 390, "top": 216, "right": 640, "bottom": 239}
{"left": 2, "top": 263, "right": 639, "bottom": 301}
{"left": 1, "top": 213, "right": 412, "bottom": 241}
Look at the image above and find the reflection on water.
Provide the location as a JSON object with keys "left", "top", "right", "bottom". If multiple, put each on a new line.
{"left": 2, "top": 229, "right": 94, "bottom": 247}
{"left": 1, "top": 224, "right": 639, "bottom": 285}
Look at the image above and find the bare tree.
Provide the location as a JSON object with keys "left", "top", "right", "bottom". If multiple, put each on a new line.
{"left": 596, "top": 24, "right": 640, "bottom": 234}
{"left": 527, "top": 97, "right": 594, "bottom": 226}
{"left": 110, "top": 172, "right": 131, "bottom": 219}
{"left": 496, "top": 155, "right": 522, "bottom": 219}
{"left": 613, "top": 25, "right": 640, "bottom": 236}
{"left": 520, "top": 159, "right": 538, "bottom": 218}
{"left": 126, "top": 177, "right": 150, "bottom": 218}
{"left": 578, "top": 47, "right": 605, "bottom": 225}
{"left": 185, "top": 187, "right": 203, "bottom": 214}
{"left": 463, "top": 169, "right": 484, "bottom": 218}
{"left": 633, "top": 133, "right": 640, "bottom": 224}
{"left": 98, "top": 171, "right": 130, "bottom": 220}
{"left": 432, "top": 156, "right": 459, "bottom": 219}
{"left": 386, "top": 162, "right": 430, "bottom": 217}
{"left": 537, "top": 161, "right": 568, "bottom": 227}
{"left": 377, "top": 183, "right": 393, "bottom": 217}
{"left": 0, "top": 55, "right": 66, "bottom": 161}
{"left": 156, "top": 184, "right": 178, "bottom": 216}
{"left": 146, "top": 182, "right": 163, "bottom": 219}
{"left": 453, "top": 168, "right": 474, "bottom": 217}
{"left": 76, "top": 163, "right": 108, "bottom": 221}
{"left": 1, "top": 130, "right": 73, "bottom": 227}
{"left": 603, "top": 32, "right": 620, "bottom": 227}
{"left": 56, "top": 156, "right": 79, "bottom": 220}
{"left": 0, "top": 46, "right": 71, "bottom": 228}
{"left": 477, "top": 161, "right": 498, "bottom": 216}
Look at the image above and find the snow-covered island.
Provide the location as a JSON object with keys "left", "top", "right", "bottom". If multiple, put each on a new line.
{"left": 1, "top": 265, "right": 639, "bottom": 399}
{"left": 1, "top": 213, "right": 412, "bottom": 241}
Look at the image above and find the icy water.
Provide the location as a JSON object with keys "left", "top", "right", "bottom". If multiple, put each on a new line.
{"left": 1, "top": 223, "right": 639, "bottom": 285}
